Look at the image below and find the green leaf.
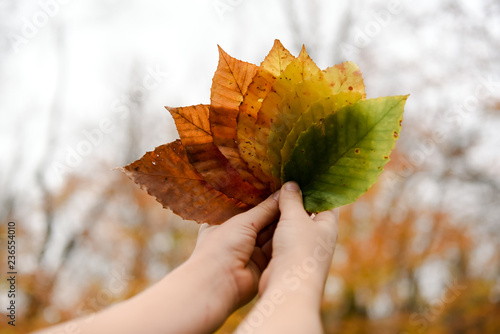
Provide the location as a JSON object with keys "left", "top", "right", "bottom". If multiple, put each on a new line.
{"left": 282, "top": 95, "right": 408, "bottom": 212}
{"left": 267, "top": 61, "right": 367, "bottom": 185}
{"left": 279, "top": 92, "right": 363, "bottom": 178}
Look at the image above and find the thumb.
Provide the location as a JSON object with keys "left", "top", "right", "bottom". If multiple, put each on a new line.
{"left": 278, "top": 181, "right": 310, "bottom": 220}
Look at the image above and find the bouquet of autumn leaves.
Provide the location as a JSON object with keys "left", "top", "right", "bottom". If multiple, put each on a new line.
{"left": 122, "top": 40, "right": 408, "bottom": 225}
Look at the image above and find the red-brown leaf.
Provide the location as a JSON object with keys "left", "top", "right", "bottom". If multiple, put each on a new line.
{"left": 122, "top": 140, "right": 250, "bottom": 225}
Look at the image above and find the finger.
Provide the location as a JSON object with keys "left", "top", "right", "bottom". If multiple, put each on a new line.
{"left": 226, "top": 190, "right": 280, "bottom": 234}
{"left": 314, "top": 207, "right": 340, "bottom": 225}
{"left": 314, "top": 208, "right": 339, "bottom": 247}
{"left": 256, "top": 221, "right": 277, "bottom": 247}
{"left": 198, "top": 223, "right": 211, "bottom": 234}
{"left": 196, "top": 223, "right": 216, "bottom": 243}
{"left": 260, "top": 238, "right": 273, "bottom": 262}
{"left": 278, "top": 181, "right": 310, "bottom": 221}
{"left": 250, "top": 246, "right": 269, "bottom": 274}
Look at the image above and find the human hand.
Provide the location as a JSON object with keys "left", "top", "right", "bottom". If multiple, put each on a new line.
{"left": 235, "top": 182, "right": 339, "bottom": 334}
{"left": 188, "top": 191, "right": 280, "bottom": 316}
{"left": 259, "top": 181, "right": 339, "bottom": 301}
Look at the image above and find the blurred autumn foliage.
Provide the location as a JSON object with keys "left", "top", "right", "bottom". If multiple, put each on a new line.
{"left": 1, "top": 1, "right": 500, "bottom": 333}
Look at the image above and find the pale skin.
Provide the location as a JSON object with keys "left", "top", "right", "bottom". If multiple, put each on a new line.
{"left": 34, "top": 181, "right": 339, "bottom": 334}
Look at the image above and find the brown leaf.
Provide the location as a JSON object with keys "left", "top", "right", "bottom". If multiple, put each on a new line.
{"left": 122, "top": 140, "right": 250, "bottom": 225}
{"left": 167, "top": 104, "right": 269, "bottom": 205}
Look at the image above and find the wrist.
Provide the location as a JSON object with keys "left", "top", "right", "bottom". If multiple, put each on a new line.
{"left": 254, "top": 282, "right": 323, "bottom": 328}
{"left": 262, "top": 256, "right": 329, "bottom": 308}
{"left": 265, "top": 277, "right": 325, "bottom": 306}
{"left": 184, "top": 253, "right": 241, "bottom": 313}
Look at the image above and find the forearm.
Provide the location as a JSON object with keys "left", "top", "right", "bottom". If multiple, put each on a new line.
{"left": 34, "top": 257, "right": 233, "bottom": 334}
{"left": 237, "top": 285, "right": 324, "bottom": 334}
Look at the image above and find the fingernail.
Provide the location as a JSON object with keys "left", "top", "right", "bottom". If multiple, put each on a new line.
{"left": 272, "top": 190, "right": 280, "bottom": 200}
{"left": 284, "top": 181, "right": 301, "bottom": 193}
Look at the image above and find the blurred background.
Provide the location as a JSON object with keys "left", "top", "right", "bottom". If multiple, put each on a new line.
{"left": 1, "top": 0, "right": 499, "bottom": 333}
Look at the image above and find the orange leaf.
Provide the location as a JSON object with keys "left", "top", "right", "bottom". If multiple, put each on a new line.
{"left": 122, "top": 140, "right": 250, "bottom": 225}
{"left": 167, "top": 104, "right": 269, "bottom": 205}
{"left": 209, "top": 46, "right": 266, "bottom": 190}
